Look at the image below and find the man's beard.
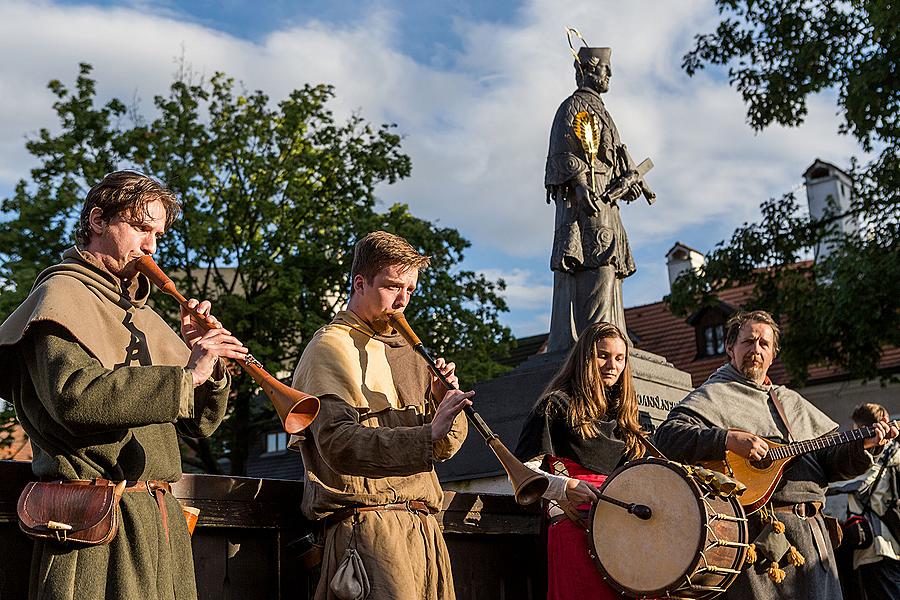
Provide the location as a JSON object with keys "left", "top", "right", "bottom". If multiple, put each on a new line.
{"left": 583, "top": 74, "right": 609, "bottom": 94}
{"left": 740, "top": 354, "right": 765, "bottom": 381}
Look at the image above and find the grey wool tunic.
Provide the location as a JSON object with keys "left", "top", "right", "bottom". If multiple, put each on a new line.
{"left": 0, "top": 248, "right": 230, "bottom": 600}
{"left": 654, "top": 363, "right": 873, "bottom": 600}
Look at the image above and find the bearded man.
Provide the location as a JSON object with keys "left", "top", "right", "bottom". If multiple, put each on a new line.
{"left": 654, "top": 310, "right": 898, "bottom": 599}
{"left": 290, "top": 230, "right": 471, "bottom": 600}
{"left": 0, "top": 170, "right": 247, "bottom": 599}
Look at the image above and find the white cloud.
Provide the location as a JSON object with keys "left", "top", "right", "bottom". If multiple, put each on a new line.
{"left": 0, "top": 0, "right": 864, "bottom": 333}
{"left": 479, "top": 267, "right": 552, "bottom": 311}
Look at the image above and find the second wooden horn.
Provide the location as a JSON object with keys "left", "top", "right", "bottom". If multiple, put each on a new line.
{"left": 388, "top": 312, "right": 548, "bottom": 505}
{"left": 134, "top": 256, "right": 320, "bottom": 434}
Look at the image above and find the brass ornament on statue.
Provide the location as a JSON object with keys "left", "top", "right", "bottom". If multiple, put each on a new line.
{"left": 574, "top": 111, "right": 601, "bottom": 193}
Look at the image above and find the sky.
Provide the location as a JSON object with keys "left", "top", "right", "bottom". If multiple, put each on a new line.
{"left": 0, "top": 0, "right": 860, "bottom": 336}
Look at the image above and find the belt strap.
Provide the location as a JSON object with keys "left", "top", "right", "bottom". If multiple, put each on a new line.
{"left": 768, "top": 387, "right": 795, "bottom": 442}
{"left": 326, "top": 501, "right": 430, "bottom": 528}
{"left": 61, "top": 479, "right": 172, "bottom": 493}
{"left": 772, "top": 501, "right": 822, "bottom": 518}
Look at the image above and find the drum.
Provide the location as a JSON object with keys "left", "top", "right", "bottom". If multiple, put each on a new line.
{"left": 589, "top": 458, "right": 748, "bottom": 599}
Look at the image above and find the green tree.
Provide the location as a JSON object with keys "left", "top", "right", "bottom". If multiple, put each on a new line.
{"left": 669, "top": 0, "right": 899, "bottom": 383}
{"left": 0, "top": 63, "right": 512, "bottom": 474}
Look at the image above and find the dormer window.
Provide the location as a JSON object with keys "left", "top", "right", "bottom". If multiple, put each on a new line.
{"left": 687, "top": 303, "right": 734, "bottom": 358}
{"left": 702, "top": 323, "right": 725, "bottom": 356}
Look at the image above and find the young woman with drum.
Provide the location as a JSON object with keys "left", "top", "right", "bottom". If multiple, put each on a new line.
{"left": 515, "top": 321, "right": 645, "bottom": 600}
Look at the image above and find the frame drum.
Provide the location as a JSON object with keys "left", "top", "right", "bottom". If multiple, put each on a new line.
{"left": 589, "top": 458, "right": 748, "bottom": 599}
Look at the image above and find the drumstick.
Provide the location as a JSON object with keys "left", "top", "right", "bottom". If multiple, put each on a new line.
{"left": 596, "top": 493, "right": 652, "bottom": 520}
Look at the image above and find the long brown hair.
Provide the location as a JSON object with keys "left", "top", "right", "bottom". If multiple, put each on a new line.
{"left": 542, "top": 322, "right": 644, "bottom": 460}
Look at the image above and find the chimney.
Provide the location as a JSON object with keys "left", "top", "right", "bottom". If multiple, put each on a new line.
{"left": 803, "top": 159, "right": 856, "bottom": 261}
{"left": 666, "top": 242, "right": 705, "bottom": 291}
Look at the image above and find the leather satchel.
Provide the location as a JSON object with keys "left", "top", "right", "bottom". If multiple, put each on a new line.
{"left": 17, "top": 480, "right": 126, "bottom": 545}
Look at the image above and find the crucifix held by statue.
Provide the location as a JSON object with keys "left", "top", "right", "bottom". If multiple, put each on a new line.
{"left": 545, "top": 30, "right": 656, "bottom": 353}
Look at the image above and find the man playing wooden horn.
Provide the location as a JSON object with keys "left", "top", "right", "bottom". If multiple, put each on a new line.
{"left": 654, "top": 310, "right": 897, "bottom": 600}
{"left": 290, "top": 230, "right": 472, "bottom": 600}
{"left": 0, "top": 170, "right": 248, "bottom": 599}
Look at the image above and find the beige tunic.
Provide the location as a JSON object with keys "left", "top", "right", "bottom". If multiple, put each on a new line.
{"left": 292, "top": 311, "right": 467, "bottom": 600}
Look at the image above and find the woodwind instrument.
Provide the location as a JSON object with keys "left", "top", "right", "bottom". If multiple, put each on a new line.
{"left": 388, "top": 312, "right": 548, "bottom": 505}
{"left": 134, "top": 256, "right": 320, "bottom": 434}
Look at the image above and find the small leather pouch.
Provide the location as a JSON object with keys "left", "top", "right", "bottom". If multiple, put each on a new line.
{"left": 17, "top": 480, "right": 126, "bottom": 545}
{"left": 822, "top": 514, "right": 844, "bottom": 549}
{"left": 330, "top": 548, "right": 369, "bottom": 600}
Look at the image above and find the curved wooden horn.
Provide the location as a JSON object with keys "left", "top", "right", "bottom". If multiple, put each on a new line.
{"left": 388, "top": 312, "right": 548, "bottom": 505}
{"left": 134, "top": 256, "right": 320, "bottom": 434}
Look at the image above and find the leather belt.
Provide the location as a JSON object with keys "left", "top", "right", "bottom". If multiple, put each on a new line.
{"left": 326, "top": 501, "right": 430, "bottom": 529}
{"left": 772, "top": 501, "right": 822, "bottom": 519}
{"left": 61, "top": 479, "right": 172, "bottom": 543}
{"left": 549, "top": 508, "right": 590, "bottom": 526}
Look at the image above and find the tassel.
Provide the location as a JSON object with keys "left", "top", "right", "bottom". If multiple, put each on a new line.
{"left": 745, "top": 543, "right": 757, "bottom": 564}
{"left": 772, "top": 519, "right": 785, "bottom": 534}
{"left": 767, "top": 561, "right": 786, "bottom": 583}
{"left": 788, "top": 545, "right": 805, "bottom": 566}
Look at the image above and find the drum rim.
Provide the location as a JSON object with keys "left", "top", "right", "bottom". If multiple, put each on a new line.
{"left": 587, "top": 457, "right": 709, "bottom": 598}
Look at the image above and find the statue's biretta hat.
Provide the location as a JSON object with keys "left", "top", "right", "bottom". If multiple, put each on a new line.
{"left": 577, "top": 47, "right": 611, "bottom": 65}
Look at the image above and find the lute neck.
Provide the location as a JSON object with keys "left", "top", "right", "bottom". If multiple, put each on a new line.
{"left": 768, "top": 421, "right": 898, "bottom": 460}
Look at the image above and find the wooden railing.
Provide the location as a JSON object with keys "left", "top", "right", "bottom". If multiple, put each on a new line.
{"left": 0, "top": 461, "right": 545, "bottom": 599}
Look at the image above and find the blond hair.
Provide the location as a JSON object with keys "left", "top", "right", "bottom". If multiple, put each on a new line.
{"left": 350, "top": 231, "right": 430, "bottom": 293}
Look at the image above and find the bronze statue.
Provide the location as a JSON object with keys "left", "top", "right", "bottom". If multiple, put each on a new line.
{"left": 545, "top": 29, "right": 655, "bottom": 353}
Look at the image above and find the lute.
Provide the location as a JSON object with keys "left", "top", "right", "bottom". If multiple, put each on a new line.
{"left": 702, "top": 420, "right": 898, "bottom": 514}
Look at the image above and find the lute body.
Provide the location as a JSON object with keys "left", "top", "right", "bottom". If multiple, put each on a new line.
{"left": 702, "top": 421, "right": 898, "bottom": 514}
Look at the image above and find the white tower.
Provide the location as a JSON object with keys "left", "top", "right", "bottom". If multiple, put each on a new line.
{"left": 803, "top": 159, "right": 857, "bottom": 261}
{"left": 666, "top": 242, "right": 705, "bottom": 291}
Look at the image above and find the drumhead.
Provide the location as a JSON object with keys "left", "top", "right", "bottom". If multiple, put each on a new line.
{"left": 590, "top": 459, "right": 705, "bottom": 596}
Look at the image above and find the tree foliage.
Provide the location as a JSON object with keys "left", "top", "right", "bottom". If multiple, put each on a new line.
{"left": 0, "top": 63, "right": 512, "bottom": 473}
{"left": 669, "top": 0, "right": 899, "bottom": 383}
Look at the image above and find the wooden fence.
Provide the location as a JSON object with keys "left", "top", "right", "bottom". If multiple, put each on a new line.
{"left": 0, "top": 461, "right": 545, "bottom": 599}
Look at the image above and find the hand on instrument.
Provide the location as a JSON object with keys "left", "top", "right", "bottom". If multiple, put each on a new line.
{"left": 565, "top": 478, "right": 600, "bottom": 504}
{"left": 864, "top": 419, "right": 900, "bottom": 449}
{"left": 186, "top": 327, "right": 248, "bottom": 387}
{"left": 430, "top": 388, "right": 474, "bottom": 441}
{"left": 180, "top": 298, "right": 222, "bottom": 348}
{"left": 430, "top": 357, "right": 459, "bottom": 402}
{"left": 726, "top": 429, "right": 770, "bottom": 461}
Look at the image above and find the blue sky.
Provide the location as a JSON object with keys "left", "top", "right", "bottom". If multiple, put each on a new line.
{"left": 0, "top": 0, "right": 860, "bottom": 336}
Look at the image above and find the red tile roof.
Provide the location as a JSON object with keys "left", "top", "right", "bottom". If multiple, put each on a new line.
{"left": 0, "top": 422, "right": 32, "bottom": 461}
{"left": 624, "top": 276, "right": 900, "bottom": 387}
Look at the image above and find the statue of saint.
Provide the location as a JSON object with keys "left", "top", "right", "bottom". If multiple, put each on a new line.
{"left": 545, "top": 32, "right": 655, "bottom": 353}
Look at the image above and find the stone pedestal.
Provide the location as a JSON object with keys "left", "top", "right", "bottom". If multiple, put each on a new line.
{"left": 436, "top": 348, "right": 693, "bottom": 493}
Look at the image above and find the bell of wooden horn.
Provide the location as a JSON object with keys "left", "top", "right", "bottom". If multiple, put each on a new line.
{"left": 487, "top": 438, "right": 549, "bottom": 505}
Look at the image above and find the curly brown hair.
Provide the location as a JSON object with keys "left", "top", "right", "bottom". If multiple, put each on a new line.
{"left": 76, "top": 171, "right": 180, "bottom": 245}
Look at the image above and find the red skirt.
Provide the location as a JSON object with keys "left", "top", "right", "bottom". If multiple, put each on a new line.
{"left": 546, "top": 456, "right": 625, "bottom": 600}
